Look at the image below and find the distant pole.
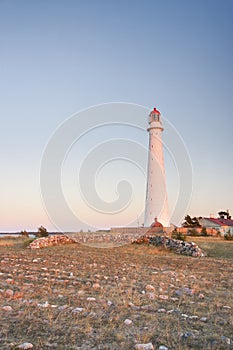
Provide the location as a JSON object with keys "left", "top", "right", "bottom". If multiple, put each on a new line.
{"left": 136, "top": 215, "right": 139, "bottom": 233}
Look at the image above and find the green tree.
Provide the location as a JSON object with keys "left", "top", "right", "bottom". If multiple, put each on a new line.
{"left": 37, "top": 226, "right": 49, "bottom": 237}
{"left": 218, "top": 210, "right": 231, "bottom": 219}
{"left": 182, "top": 215, "right": 201, "bottom": 228}
{"left": 20, "top": 230, "right": 29, "bottom": 237}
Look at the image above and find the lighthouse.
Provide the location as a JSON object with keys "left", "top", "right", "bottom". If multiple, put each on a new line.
{"left": 144, "top": 107, "right": 170, "bottom": 227}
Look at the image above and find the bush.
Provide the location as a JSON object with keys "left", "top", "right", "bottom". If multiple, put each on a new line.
{"left": 188, "top": 228, "right": 200, "bottom": 236}
{"left": 37, "top": 226, "right": 49, "bottom": 237}
{"left": 224, "top": 231, "right": 233, "bottom": 240}
{"left": 23, "top": 238, "right": 35, "bottom": 247}
{"left": 171, "top": 229, "right": 186, "bottom": 241}
{"left": 200, "top": 227, "right": 208, "bottom": 236}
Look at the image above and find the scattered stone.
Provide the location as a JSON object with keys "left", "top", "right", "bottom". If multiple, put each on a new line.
{"left": 86, "top": 297, "right": 96, "bottom": 301}
{"left": 92, "top": 283, "right": 100, "bottom": 289}
{"left": 6, "top": 278, "right": 14, "bottom": 284}
{"left": 175, "top": 288, "right": 194, "bottom": 297}
{"left": 170, "top": 297, "right": 179, "bottom": 301}
{"left": 124, "top": 319, "right": 133, "bottom": 325}
{"left": 167, "top": 309, "right": 174, "bottom": 314}
{"left": 130, "top": 304, "right": 141, "bottom": 311}
{"left": 72, "top": 307, "right": 84, "bottom": 313}
{"left": 200, "top": 317, "right": 208, "bottom": 322}
{"left": 37, "top": 301, "right": 50, "bottom": 308}
{"left": 13, "top": 291, "right": 24, "bottom": 299}
{"left": 188, "top": 315, "right": 199, "bottom": 320}
{"left": 135, "top": 343, "right": 154, "bottom": 350}
{"left": 198, "top": 293, "right": 205, "bottom": 299}
{"left": 147, "top": 292, "right": 155, "bottom": 300}
{"left": 181, "top": 331, "right": 195, "bottom": 339}
{"left": 77, "top": 290, "right": 85, "bottom": 296}
{"left": 146, "top": 284, "right": 155, "bottom": 292}
{"left": 17, "top": 342, "right": 33, "bottom": 349}
{"left": 2, "top": 305, "right": 13, "bottom": 311}
{"left": 57, "top": 305, "right": 68, "bottom": 311}
{"left": 158, "top": 308, "right": 166, "bottom": 313}
{"left": 5, "top": 289, "right": 14, "bottom": 298}
{"left": 44, "top": 343, "right": 58, "bottom": 348}
{"left": 159, "top": 346, "right": 168, "bottom": 350}
{"left": 221, "top": 336, "right": 232, "bottom": 345}
{"left": 159, "top": 295, "right": 168, "bottom": 300}
{"left": 183, "top": 287, "right": 194, "bottom": 295}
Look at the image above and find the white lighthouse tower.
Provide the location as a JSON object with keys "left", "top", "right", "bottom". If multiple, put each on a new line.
{"left": 144, "top": 107, "right": 170, "bottom": 227}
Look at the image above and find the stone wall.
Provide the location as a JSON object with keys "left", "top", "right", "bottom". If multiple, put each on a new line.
{"left": 68, "top": 232, "right": 144, "bottom": 245}
{"left": 110, "top": 227, "right": 149, "bottom": 235}
{"left": 134, "top": 235, "right": 206, "bottom": 257}
{"left": 29, "top": 235, "right": 77, "bottom": 249}
{"left": 28, "top": 233, "right": 206, "bottom": 257}
{"left": 110, "top": 227, "right": 172, "bottom": 235}
{"left": 28, "top": 233, "right": 146, "bottom": 248}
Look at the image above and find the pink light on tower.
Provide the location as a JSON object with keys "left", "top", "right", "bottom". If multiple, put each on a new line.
{"left": 144, "top": 107, "right": 170, "bottom": 227}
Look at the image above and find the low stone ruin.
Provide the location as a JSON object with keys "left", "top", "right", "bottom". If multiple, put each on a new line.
{"left": 134, "top": 235, "right": 206, "bottom": 257}
{"left": 28, "top": 235, "right": 77, "bottom": 249}
{"left": 28, "top": 233, "right": 206, "bottom": 257}
{"left": 68, "top": 232, "right": 144, "bottom": 245}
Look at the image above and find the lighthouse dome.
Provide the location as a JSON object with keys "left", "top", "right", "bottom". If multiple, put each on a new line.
{"left": 151, "top": 217, "right": 163, "bottom": 228}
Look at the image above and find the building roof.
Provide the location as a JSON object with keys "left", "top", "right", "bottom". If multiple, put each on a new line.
{"left": 151, "top": 217, "right": 163, "bottom": 228}
{"left": 204, "top": 217, "right": 233, "bottom": 227}
{"left": 150, "top": 107, "right": 160, "bottom": 115}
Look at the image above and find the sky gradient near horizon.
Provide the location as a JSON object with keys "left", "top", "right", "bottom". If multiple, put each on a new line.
{"left": 1, "top": 0, "right": 233, "bottom": 231}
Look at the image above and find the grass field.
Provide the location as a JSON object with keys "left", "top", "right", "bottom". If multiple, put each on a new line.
{"left": 187, "top": 237, "right": 233, "bottom": 259}
{"left": 0, "top": 236, "right": 232, "bottom": 349}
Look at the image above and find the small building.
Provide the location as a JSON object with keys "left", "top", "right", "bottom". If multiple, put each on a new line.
{"left": 199, "top": 217, "right": 233, "bottom": 236}
{"left": 147, "top": 217, "right": 164, "bottom": 235}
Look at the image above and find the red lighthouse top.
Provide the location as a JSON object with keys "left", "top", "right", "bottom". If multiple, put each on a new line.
{"left": 151, "top": 107, "right": 161, "bottom": 115}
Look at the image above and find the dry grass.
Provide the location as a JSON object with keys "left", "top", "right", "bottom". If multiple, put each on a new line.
{"left": 187, "top": 237, "right": 233, "bottom": 259}
{"left": 0, "top": 236, "right": 232, "bottom": 349}
{"left": 0, "top": 237, "right": 24, "bottom": 246}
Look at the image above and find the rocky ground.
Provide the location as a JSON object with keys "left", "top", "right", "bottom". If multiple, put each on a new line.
{"left": 0, "top": 239, "right": 233, "bottom": 349}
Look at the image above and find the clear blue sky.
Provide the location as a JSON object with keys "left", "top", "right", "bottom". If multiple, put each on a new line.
{"left": 1, "top": 0, "right": 233, "bottom": 231}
